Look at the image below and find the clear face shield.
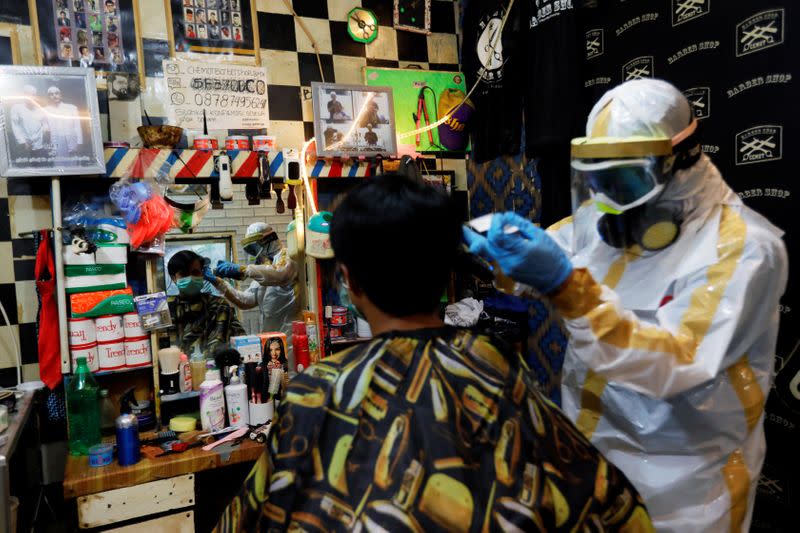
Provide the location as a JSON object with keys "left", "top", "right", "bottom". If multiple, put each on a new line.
{"left": 164, "top": 185, "right": 211, "bottom": 233}
{"left": 570, "top": 136, "right": 683, "bottom": 252}
{"left": 242, "top": 232, "right": 280, "bottom": 263}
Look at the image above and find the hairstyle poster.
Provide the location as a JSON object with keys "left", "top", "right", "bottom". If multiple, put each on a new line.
{"left": 33, "top": 0, "right": 142, "bottom": 79}
{"left": 168, "top": 0, "right": 259, "bottom": 63}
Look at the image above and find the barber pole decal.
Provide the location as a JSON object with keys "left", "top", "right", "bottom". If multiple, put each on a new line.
{"left": 104, "top": 148, "right": 280, "bottom": 179}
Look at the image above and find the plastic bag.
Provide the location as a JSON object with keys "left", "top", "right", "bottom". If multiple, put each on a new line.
{"left": 109, "top": 179, "right": 175, "bottom": 251}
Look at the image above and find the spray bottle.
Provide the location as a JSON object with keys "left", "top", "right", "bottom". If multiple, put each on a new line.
{"left": 224, "top": 365, "right": 249, "bottom": 427}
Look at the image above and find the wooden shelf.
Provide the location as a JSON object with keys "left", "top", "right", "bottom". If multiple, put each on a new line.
{"left": 63, "top": 437, "right": 263, "bottom": 499}
{"left": 94, "top": 364, "right": 153, "bottom": 377}
{"left": 331, "top": 337, "right": 372, "bottom": 346}
{"left": 63, "top": 364, "right": 154, "bottom": 377}
{"left": 160, "top": 390, "right": 200, "bottom": 403}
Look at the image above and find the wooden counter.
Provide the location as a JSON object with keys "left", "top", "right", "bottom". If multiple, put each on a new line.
{"left": 0, "top": 391, "right": 35, "bottom": 459}
{"left": 63, "top": 437, "right": 264, "bottom": 499}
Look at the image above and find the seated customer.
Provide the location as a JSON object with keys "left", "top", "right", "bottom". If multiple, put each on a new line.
{"left": 167, "top": 250, "right": 245, "bottom": 354}
{"left": 216, "top": 176, "right": 652, "bottom": 532}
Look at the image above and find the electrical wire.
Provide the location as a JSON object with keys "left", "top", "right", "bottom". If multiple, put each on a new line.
{"left": 398, "top": 0, "right": 516, "bottom": 139}
{"left": 298, "top": 0, "right": 517, "bottom": 208}
{"left": 283, "top": 0, "right": 325, "bottom": 83}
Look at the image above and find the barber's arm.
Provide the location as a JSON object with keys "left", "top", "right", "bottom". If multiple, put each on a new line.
{"left": 467, "top": 210, "right": 788, "bottom": 399}
{"left": 244, "top": 250, "right": 297, "bottom": 286}
{"left": 210, "top": 262, "right": 259, "bottom": 309}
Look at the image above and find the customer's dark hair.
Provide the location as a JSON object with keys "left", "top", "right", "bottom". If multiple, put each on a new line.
{"left": 168, "top": 250, "right": 203, "bottom": 277}
{"left": 331, "top": 174, "right": 461, "bottom": 316}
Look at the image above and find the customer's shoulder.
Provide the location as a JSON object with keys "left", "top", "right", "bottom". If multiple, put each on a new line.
{"left": 287, "top": 340, "right": 380, "bottom": 392}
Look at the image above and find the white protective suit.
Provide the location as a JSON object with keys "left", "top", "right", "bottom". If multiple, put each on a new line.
{"left": 213, "top": 248, "right": 298, "bottom": 339}
{"left": 547, "top": 81, "right": 788, "bottom": 532}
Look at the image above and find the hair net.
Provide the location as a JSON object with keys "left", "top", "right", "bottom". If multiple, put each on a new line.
{"left": 586, "top": 79, "right": 693, "bottom": 139}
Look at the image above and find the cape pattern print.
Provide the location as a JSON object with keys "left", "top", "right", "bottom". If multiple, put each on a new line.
{"left": 216, "top": 328, "right": 653, "bottom": 532}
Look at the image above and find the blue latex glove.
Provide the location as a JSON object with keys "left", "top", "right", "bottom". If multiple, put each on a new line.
{"left": 214, "top": 260, "right": 245, "bottom": 280}
{"left": 202, "top": 264, "right": 217, "bottom": 283}
{"left": 463, "top": 212, "right": 573, "bottom": 294}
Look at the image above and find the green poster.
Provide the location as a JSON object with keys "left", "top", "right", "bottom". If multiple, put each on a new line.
{"left": 364, "top": 67, "right": 470, "bottom": 153}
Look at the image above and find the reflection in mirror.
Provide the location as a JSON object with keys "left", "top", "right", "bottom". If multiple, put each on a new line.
{"left": 152, "top": 183, "right": 300, "bottom": 356}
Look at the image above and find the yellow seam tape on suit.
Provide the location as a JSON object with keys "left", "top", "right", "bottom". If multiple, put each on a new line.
{"left": 547, "top": 215, "right": 574, "bottom": 233}
{"left": 575, "top": 369, "right": 608, "bottom": 439}
{"left": 553, "top": 206, "right": 746, "bottom": 364}
{"left": 727, "top": 355, "right": 765, "bottom": 434}
{"left": 722, "top": 449, "right": 749, "bottom": 533}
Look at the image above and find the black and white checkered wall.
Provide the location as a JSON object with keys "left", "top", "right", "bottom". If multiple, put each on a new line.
{"left": 0, "top": 0, "right": 465, "bottom": 386}
{"left": 136, "top": 0, "right": 462, "bottom": 153}
{"left": 0, "top": 178, "right": 54, "bottom": 386}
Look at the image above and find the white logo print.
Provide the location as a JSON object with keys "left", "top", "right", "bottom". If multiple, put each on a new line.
{"left": 672, "top": 0, "right": 709, "bottom": 26}
{"left": 622, "top": 57, "right": 654, "bottom": 81}
{"left": 476, "top": 13, "right": 505, "bottom": 82}
{"left": 586, "top": 29, "right": 603, "bottom": 59}
{"left": 683, "top": 87, "right": 711, "bottom": 119}
{"left": 737, "top": 9, "right": 785, "bottom": 56}
{"left": 735, "top": 125, "right": 783, "bottom": 165}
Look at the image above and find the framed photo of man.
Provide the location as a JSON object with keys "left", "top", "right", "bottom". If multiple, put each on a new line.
{"left": 166, "top": 0, "right": 260, "bottom": 64}
{"left": 311, "top": 82, "right": 397, "bottom": 158}
{"left": 0, "top": 66, "right": 105, "bottom": 176}
{"left": 30, "top": 0, "right": 144, "bottom": 83}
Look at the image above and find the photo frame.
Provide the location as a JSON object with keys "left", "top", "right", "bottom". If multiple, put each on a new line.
{"left": 394, "top": 0, "right": 431, "bottom": 35}
{"left": 311, "top": 82, "right": 397, "bottom": 158}
{"left": 30, "top": 0, "right": 144, "bottom": 84}
{"left": 421, "top": 170, "right": 454, "bottom": 194}
{"left": 166, "top": 0, "right": 260, "bottom": 64}
{"left": 0, "top": 65, "right": 105, "bottom": 176}
{"left": 0, "top": 23, "right": 22, "bottom": 65}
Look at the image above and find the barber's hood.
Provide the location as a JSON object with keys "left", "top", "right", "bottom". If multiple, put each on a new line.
{"left": 586, "top": 79, "right": 693, "bottom": 139}
{"left": 262, "top": 238, "right": 282, "bottom": 259}
{"left": 659, "top": 154, "right": 739, "bottom": 222}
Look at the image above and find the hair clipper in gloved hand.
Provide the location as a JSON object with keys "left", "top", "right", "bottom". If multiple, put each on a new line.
{"left": 214, "top": 260, "right": 245, "bottom": 280}
{"left": 464, "top": 212, "right": 572, "bottom": 294}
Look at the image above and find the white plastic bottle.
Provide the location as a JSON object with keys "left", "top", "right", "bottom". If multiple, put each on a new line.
{"left": 199, "top": 366, "right": 226, "bottom": 431}
{"left": 224, "top": 365, "right": 250, "bottom": 428}
{"left": 178, "top": 353, "right": 192, "bottom": 393}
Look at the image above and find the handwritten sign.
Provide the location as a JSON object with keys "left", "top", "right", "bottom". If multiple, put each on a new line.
{"left": 163, "top": 59, "right": 269, "bottom": 130}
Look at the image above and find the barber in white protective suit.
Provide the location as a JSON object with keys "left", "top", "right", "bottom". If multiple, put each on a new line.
{"left": 465, "top": 79, "right": 788, "bottom": 532}
{"left": 211, "top": 222, "right": 298, "bottom": 339}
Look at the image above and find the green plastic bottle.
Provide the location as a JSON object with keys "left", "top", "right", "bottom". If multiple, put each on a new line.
{"left": 67, "top": 357, "right": 101, "bottom": 455}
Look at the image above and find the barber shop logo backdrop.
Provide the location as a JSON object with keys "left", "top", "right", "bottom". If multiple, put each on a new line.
{"left": 736, "top": 9, "right": 785, "bottom": 57}
{"left": 579, "top": 2, "right": 796, "bottom": 529}
{"left": 672, "top": 0, "right": 710, "bottom": 27}
{"left": 735, "top": 126, "right": 783, "bottom": 166}
{"left": 585, "top": 29, "right": 604, "bottom": 59}
{"left": 683, "top": 87, "right": 711, "bottom": 119}
{"left": 622, "top": 56, "right": 654, "bottom": 81}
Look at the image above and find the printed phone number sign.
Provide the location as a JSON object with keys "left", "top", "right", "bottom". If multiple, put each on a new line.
{"left": 163, "top": 59, "right": 269, "bottom": 130}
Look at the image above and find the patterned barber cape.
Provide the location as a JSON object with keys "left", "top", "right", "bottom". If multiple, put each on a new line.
{"left": 216, "top": 328, "right": 652, "bottom": 532}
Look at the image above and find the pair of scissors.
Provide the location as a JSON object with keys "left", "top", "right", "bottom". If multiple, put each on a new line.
{"left": 350, "top": 14, "right": 376, "bottom": 39}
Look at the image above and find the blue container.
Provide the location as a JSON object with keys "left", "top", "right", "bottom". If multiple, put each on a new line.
{"left": 115, "top": 414, "right": 141, "bottom": 466}
{"left": 88, "top": 443, "right": 114, "bottom": 467}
